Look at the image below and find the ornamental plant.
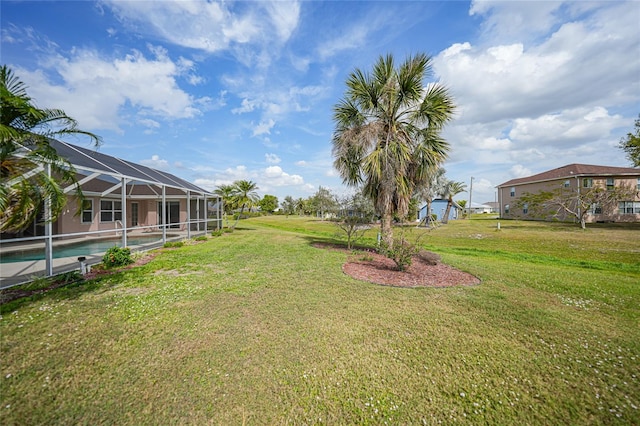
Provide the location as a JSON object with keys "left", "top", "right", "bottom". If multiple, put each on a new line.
{"left": 102, "top": 246, "right": 133, "bottom": 268}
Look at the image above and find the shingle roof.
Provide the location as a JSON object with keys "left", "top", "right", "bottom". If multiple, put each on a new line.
{"left": 498, "top": 164, "right": 640, "bottom": 187}
{"left": 48, "top": 139, "right": 211, "bottom": 194}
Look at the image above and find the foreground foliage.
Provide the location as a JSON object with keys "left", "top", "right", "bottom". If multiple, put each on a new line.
{"left": 1, "top": 217, "right": 638, "bottom": 424}
{"left": 619, "top": 113, "right": 640, "bottom": 167}
{"left": 0, "top": 65, "right": 100, "bottom": 233}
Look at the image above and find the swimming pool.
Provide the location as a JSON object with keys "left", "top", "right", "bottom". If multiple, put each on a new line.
{"left": 0, "top": 235, "right": 177, "bottom": 263}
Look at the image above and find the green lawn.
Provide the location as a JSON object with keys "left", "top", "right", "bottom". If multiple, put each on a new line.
{"left": 1, "top": 216, "right": 639, "bottom": 424}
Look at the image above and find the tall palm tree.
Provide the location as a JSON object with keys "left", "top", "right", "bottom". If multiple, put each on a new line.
{"left": 441, "top": 180, "right": 467, "bottom": 224}
{"left": 1, "top": 65, "right": 100, "bottom": 233}
{"left": 295, "top": 197, "right": 306, "bottom": 216}
{"left": 332, "top": 53, "right": 455, "bottom": 247}
{"left": 414, "top": 166, "right": 447, "bottom": 227}
{"left": 281, "top": 195, "right": 296, "bottom": 217}
{"left": 213, "top": 183, "right": 236, "bottom": 227}
{"left": 230, "top": 179, "right": 259, "bottom": 228}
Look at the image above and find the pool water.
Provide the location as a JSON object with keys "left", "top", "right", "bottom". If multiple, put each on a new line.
{"left": 1, "top": 235, "right": 172, "bottom": 263}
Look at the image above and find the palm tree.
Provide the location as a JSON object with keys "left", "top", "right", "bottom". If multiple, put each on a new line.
{"left": 230, "top": 179, "right": 259, "bottom": 228}
{"left": 281, "top": 195, "right": 296, "bottom": 217}
{"left": 332, "top": 53, "right": 455, "bottom": 247}
{"left": 1, "top": 65, "right": 100, "bottom": 233}
{"left": 295, "top": 197, "right": 306, "bottom": 216}
{"left": 441, "top": 180, "right": 467, "bottom": 224}
{"left": 414, "top": 166, "right": 447, "bottom": 227}
{"left": 213, "top": 183, "right": 236, "bottom": 227}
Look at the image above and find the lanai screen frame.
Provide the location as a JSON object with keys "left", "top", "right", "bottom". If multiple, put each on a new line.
{"left": 0, "top": 139, "right": 222, "bottom": 286}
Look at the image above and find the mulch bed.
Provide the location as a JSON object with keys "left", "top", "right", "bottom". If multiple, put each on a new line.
{"left": 313, "top": 242, "right": 480, "bottom": 288}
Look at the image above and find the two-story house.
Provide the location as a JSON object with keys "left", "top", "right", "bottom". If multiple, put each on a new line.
{"left": 497, "top": 164, "right": 640, "bottom": 223}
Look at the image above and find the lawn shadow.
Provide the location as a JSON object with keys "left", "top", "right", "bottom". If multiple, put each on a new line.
{"left": 300, "top": 234, "right": 378, "bottom": 253}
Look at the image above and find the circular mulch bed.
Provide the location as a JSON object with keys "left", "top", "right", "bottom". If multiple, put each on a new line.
{"left": 313, "top": 242, "right": 480, "bottom": 288}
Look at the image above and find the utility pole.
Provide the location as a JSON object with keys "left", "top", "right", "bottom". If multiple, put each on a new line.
{"left": 468, "top": 176, "right": 474, "bottom": 218}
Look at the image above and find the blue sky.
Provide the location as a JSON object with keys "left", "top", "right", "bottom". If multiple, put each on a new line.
{"left": 2, "top": 1, "right": 639, "bottom": 205}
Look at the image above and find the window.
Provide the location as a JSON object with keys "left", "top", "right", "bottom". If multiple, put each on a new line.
{"left": 637, "top": 178, "right": 640, "bottom": 190}
{"left": 618, "top": 201, "right": 640, "bottom": 215}
{"left": 563, "top": 180, "right": 571, "bottom": 188}
{"left": 504, "top": 204, "right": 510, "bottom": 214}
{"left": 510, "top": 187, "right": 515, "bottom": 197}
{"left": 606, "top": 178, "right": 615, "bottom": 190}
{"left": 583, "top": 178, "right": 593, "bottom": 188}
{"left": 591, "top": 203, "right": 602, "bottom": 215}
{"left": 82, "top": 199, "right": 93, "bottom": 223}
{"left": 100, "top": 200, "right": 122, "bottom": 222}
{"left": 522, "top": 203, "right": 528, "bottom": 214}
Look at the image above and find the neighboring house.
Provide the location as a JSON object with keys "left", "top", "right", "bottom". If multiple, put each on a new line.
{"left": 497, "top": 163, "right": 640, "bottom": 223}
{"left": 468, "top": 202, "right": 493, "bottom": 214}
{"left": 484, "top": 201, "right": 499, "bottom": 213}
{"left": 3, "top": 139, "right": 222, "bottom": 239}
{"left": 418, "top": 199, "right": 462, "bottom": 222}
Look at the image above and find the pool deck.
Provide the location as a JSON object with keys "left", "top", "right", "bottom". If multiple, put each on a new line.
{"left": 0, "top": 231, "right": 197, "bottom": 289}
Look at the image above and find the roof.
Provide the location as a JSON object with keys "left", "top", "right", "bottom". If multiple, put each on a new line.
{"left": 469, "top": 202, "right": 491, "bottom": 208}
{"left": 47, "top": 139, "right": 211, "bottom": 194}
{"left": 420, "top": 199, "right": 463, "bottom": 209}
{"left": 498, "top": 164, "right": 640, "bottom": 187}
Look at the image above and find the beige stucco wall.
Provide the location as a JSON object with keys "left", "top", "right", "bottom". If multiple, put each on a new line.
{"left": 56, "top": 197, "right": 188, "bottom": 236}
{"left": 499, "top": 176, "right": 640, "bottom": 223}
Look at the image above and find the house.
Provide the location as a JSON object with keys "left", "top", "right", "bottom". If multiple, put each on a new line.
{"left": 483, "top": 201, "right": 499, "bottom": 213}
{"left": 6, "top": 139, "right": 223, "bottom": 238}
{"left": 497, "top": 164, "right": 640, "bottom": 223}
{"left": 468, "top": 202, "right": 493, "bottom": 214}
{"left": 1, "top": 139, "right": 223, "bottom": 285}
{"left": 418, "top": 199, "right": 462, "bottom": 222}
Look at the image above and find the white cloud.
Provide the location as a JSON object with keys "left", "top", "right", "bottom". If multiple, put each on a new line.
{"left": 232, "top": 98, "right": 258, "bottom": 114}
{"left": 103, "top": 0, "right": 301, "bottom": 69}
{"left": 317, "top": 22, "right": 371, "bottom": 60}
{"left": 195, "top": 163, "right": 306, "bottom": 196}
{"left": 252, "top": 119, "right": 276, "bottom": 137}
{"left": 265, "top": 153, "right": 281, "bottom": 164}
{"left": 192, "top": 178, "right": 219, "bottom": 192}
{"left": 295, "top": 160, "right": 307, "bottom": 167}
{"left": 470, "top": 0, "right": 564, "bottom": 43}
{"left": 140, "top": 155, "right": 170, "bottom": 171}
{"left": 264, "top": 1, "right": 301, "bottom": 41}
{"left": 224, "top": 165, "right": 250, "bottom": 180}
{"left": 14, "top": 45, "right": 206, "bottom": 132}
{"left": 436, "top": 1, "right": 639, "bottom": 204}
{"left": 139, "top": 118, "right": 160, "bottom": 135}
{"left": 509, "top": 165, "right": 532, "bottom": 179}
{"left": 434, "top": 2, "right": 639, "bottom": 124}
{"left": 262, "top": 166, "right": 304, "bottom": 186}
{"left": 138, "top": 118, "right": 160, "bottom": 128}
{"left": 508, "top": 107, "right": 625, "bottom": 146}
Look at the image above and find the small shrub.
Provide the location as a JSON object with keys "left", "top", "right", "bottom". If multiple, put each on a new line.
{"left": 57, "top": 270, "right": 84, "bottom": 283}
{"left": 211, "top": 230, "right": 223, "bottom": 237}
{"left": 358, "top": 253, "right": 374, "bottom": 262}
{"left": 194, "top": 235, "right": 208, "bottom": 241}
{"left": 102, "top": 246, "right": 133, "bottom": 268}
{"left": 163, "top": 241, "right": 184, "bottom": 248}
{"left": 379, "top": 231, "right": 427, "bottom": 271}
{"left": 334, "top": 216, "right": 370, "bottom": 249}
{"left": 380, "top": 239, "right": 419, "bottom": 271}
{"left": 223, "top": 228, "right": 234, "bottom": 234}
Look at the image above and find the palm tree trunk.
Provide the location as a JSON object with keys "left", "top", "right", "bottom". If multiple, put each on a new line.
{"left": 442, "top": 200, "right": 452, "bottom": 224}
{"left": 232, "top": 204, "right": 245, "bottom": 229}
{"left": 380, "top": 211, "right": 394, "bottom": 249}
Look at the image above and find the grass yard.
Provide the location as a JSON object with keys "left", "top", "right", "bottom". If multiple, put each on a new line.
{"left": 1, "top": 216, "right": 639, "bottom": 424}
